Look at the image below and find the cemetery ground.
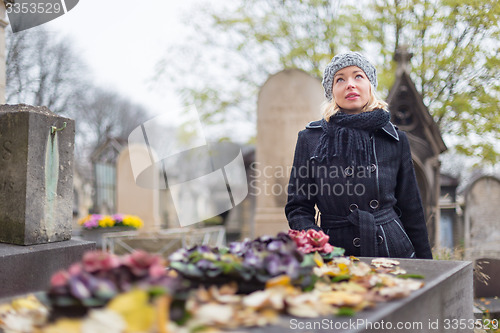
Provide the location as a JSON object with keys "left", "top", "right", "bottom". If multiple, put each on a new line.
{"left": 1, "top": 62, "right": 500, "bottom": 330}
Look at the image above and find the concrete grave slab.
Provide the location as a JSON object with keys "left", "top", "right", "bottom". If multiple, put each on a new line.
{"left": 0, "top": 239, "right": 95, "bottom": 299}
{"left": 244, "top": 258, "right": 473, "bottom": 333}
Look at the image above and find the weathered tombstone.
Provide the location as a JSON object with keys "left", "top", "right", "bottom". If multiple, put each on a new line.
{"left": 0, "top": 104, "right": 74, "bottom": 245}
{"left": 253, "top": 69, "right": 323, "bottom": 237}
{"left": 464, "top": 176, "right": 500, "bottom": 259}
{"left": 116, "top": 144, "right": 162, "bottom": 232}
{"left": 0, "top": 104, "right": 95, "bottom": 298}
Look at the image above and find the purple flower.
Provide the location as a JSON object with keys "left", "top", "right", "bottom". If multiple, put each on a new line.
{"left": 196, "top": 259, "right": 213, "bottom": 270}
{"left": 111, "top": 214, "right": 125, "bottom": 222}
{"left": 284, "top": 256, "right": 300, "bottom": 279}
{"left": 68, "top": 276, "right": 91, "bottom": 300}
{"left": 267, "top": 240, "right": 285, "bottom": 252}
{"left": 243, "top": 251, "right": 261, "bottom": 268}
{"left": 197, "top": 245, "right": 212, "bottom": 254}
{"left": 264, "top": 253, "right": 281, "bottom": 276}
{"left": 169, "top": 248, "right": 189, "bottom": 262}
{"left": 229, "top": 240, "right": 250, "bottom": 255}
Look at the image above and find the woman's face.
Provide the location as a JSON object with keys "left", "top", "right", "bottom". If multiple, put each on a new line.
{"left": 332, "top": 66, "right": 371, "bottom": 114}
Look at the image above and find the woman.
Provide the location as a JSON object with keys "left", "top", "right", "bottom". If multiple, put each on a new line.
{"left": 285, "top": 51, "right": 432, "bottom": 259}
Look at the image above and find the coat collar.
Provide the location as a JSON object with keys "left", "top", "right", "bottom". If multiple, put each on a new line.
{"left": 307, "top": 119, "right": 400, "bottom": 141}
{"left": 380, "top": 122, "right": 399, "bottom": 141}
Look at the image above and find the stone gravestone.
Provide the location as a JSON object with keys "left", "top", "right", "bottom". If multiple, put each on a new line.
{"left": 464, "top": 175, "right": 500, "bottom": 259}
{"left": 116, "top": 144, "right": 162, "bottom": 232}
{"left": 0, "top": 104, "right": 94, "bottom": 298}
{"left": 0, "top": 104, "right": 73, "bottom": 245}
{"left": 253, "top": 69, "right": 323, "bottom": 237}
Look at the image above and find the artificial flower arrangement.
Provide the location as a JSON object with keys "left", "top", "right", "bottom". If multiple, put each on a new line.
{"left": 0, "top": 251, "right": 184, "bottom": 333}
{"left": 288, "top": 229, "right": 345, "bottom": 260}
{"left": 169, "top": 233, "right": 314, "bottom": 292}
{"left": 0, "top": 231, "right": 425, "bottom": 332}
{"left": 78, "top": 214, "right": 144, "bottom": 230}
{"left": 168, "top": 230, "right": 345, "bottom": 293}
{"left": 47, "top": 251, "right": 182, "bottom": 309}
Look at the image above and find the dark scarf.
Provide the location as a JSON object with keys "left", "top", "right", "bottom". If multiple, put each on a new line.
{"left": 313, "top": 108, "right": 390, "bottom": 166}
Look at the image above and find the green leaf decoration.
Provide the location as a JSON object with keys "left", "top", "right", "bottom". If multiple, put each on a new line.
{"left": 337, "top": 307, "right": 357, "bottom": 317}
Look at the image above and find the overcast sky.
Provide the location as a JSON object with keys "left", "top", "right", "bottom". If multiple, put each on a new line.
{"left": 44, "top": 0, "right": 194, "bottom": 118}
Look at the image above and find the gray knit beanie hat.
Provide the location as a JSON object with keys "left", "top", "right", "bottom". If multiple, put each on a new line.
{"left": 322, "top": 51, "right": 377, "bottom": 101}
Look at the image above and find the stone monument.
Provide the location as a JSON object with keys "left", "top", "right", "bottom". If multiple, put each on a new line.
{"left": 116, "top": 144, "right": 162, "bottom": 232}
{"left": 253, "top": 69, "right": 323, "bottom": 237}
{"left": 0, "top": 105, "right": 74, "bottom": 245}
{"left": 464, "top": 175, "right": 500, "bottom": 259}
{"left": 0, "top": 104, "right": 94, "bottom": 298}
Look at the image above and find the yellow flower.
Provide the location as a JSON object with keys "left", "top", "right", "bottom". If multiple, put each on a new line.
{"left": 107, "top": 289, "right": 155, "bottom": 332}
{"left": 122, "top": 215, "right": 143, "bottom": 229}
{"left": 41, "top": 318, "right": 81, "bottom": 333}
{"left": 313, "top": 252, "right": 324, "bottom": 267}
{"left": 338, "top": 263, "right": 349, "bottom": 275}
{"left": 265, "top": 275, "right": 292, "bottom": 288}
{"left": 78, "top": 215, "right": 91, "bottom": 226}
{"left": 99, "top": 215, "right": 115, "bottom": 228}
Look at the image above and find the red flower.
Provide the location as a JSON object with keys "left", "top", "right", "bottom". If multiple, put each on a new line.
{"left": 288, "top": 229, "right": 334, "bottom": 254}
{"left": 322, "top": 243, "right": 334, "bottom": 253}
{"left": 288, "top": 229, "right": 308, "bottom": 247}
{"left": 301, "top": 243, "right": 315, "bottom": 254}
{"left": 149, "top": 263, "right": 167, "bottom": 279}
{"left": 50, "top": 270, "right": 69, "bottom": 287}
{"left": 122, "top": 250, "right": 165, "bottom": 277}
{"left": 305, "top": 229, "right": 329, "bottom": 247}
{"left": 82, "top": 251, "right": 120, "bottom": 273}
{"left": 68, "top": 263, "right": 83, "bottom": 276}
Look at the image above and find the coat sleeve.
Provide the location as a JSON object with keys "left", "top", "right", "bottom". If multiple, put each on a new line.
{"left": 285, "top": 130, "right": 321, "bottom": 231}
{"left": 394, "top": 132, "right": 433, "bottom": 259}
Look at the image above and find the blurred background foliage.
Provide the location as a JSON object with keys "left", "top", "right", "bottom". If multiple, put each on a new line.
{"left": 155, "top": 0, "right": 500, "bottom": 165}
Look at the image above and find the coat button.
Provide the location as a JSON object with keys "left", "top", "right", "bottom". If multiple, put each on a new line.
{"left": 369, "top": 199, "right": 379, "bottom": 209}
{"left": 369, "top": 164, "right": 377, "bottom": 172}
{"left": 353, "top": 237, "right": 361, "bottom": 247}
{"left": 349, "top": 203, "right": 358, "bottom": 212}
{"left": 378, "top": 235, "right": 384, "bottom": 244}
{"left": 345, "top": 166, "right": 354, "bottom": 177}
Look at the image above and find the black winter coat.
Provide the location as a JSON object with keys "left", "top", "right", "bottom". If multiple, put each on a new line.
{"left": 285, "top": 120, "right": 433, "bottom": 259}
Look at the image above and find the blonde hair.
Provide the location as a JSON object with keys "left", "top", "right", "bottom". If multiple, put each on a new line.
{"left": 321, "top": 88, "right": 389, "bottom": 121}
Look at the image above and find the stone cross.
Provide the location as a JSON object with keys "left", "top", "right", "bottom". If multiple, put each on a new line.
{"left": 394, "top": 45, "right": 413, "bottom": 76}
